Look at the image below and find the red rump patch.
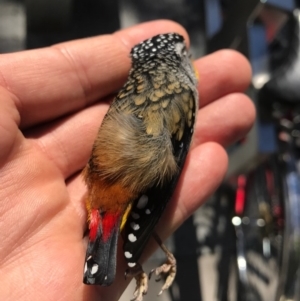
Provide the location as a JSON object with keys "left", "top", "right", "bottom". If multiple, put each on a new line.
{"left": 102, "top": 212, "right": 121, "bottom": 242}
{"left": 89, "top": 209, "right": 121, "bottom": 242}
{"left": 89, "top": 209, "right": 101, "bottom": 242}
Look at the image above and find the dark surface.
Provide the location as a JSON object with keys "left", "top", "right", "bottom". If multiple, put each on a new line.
{"left": 120, "top": 0, "right": 206, "bottom": 57}
{"left": 26, "top": 0, "right": 120, "bottom": 48}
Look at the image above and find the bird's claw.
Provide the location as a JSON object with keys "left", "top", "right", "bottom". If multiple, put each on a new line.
{"left": 125, "top": 263, "right": 148, "bottom": 301}
{"left": 148, "top": 252, "right": 177, "bottom": 296}
{"left": 131, "top": 271, "right": 148, "bottom": 301}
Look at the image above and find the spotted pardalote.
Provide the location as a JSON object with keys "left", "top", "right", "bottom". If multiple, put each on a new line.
{"left": 83, "top": 32, "right": 198, "bottom": 300}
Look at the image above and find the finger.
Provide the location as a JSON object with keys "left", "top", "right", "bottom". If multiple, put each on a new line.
{"left": 26, "top": 90, "right": 253, "bottom": 179}
{"left": 0, "top": 86, "right": 22, "bottom": 164}
{"left": 195, "top": 49, "right": 252, "bottom": 107}
{"left": 0, "top": 20, "right": 188, "bottom": 129}
{"left": 193, "top": 92, "right": 256, "bottom": 147}
{"left": 159, "top": 142, "right": 228, "bottom": 237}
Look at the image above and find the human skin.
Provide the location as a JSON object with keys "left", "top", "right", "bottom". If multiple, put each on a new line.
{"left": 0, "top": 20, "right": 254, "bottom": 301}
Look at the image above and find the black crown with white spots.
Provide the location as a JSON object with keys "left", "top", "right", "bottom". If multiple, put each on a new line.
{"left": 130, "top": 33, "right": 185, "bottom": 63}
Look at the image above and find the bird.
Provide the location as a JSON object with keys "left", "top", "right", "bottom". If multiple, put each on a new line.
{"left": 82, "top": 32, "right": 198, "bottom": 301}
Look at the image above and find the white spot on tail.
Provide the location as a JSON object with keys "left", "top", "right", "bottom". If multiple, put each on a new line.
{"left": 91, "top": 263, "right": 99, "bottom": 275}
{"left": 128, "top": 262, "right": 136, "bottom": 268}
{"left": 125, "top": 251, "right": 133, "bottom": 258}
{"left": 104, "top": 276, "right": 108, "bottom": 280}
{"left": 137, "top": 195, "right": 148, "bottom": 209}
{"left": 145, "top": 209, "right": 151, "bottom": 215}
{"left": 128, "top": 233, "right": 137, "bottom": 242}
{"left": 130, "top": 222, "right": 140, "bottom": 231}
{"left": 91, "top": 264, "right": 99, "bottom": 275}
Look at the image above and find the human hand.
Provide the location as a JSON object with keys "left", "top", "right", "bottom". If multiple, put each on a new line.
{"left": 0, "top": 20, "right": 254, "bottom": 301}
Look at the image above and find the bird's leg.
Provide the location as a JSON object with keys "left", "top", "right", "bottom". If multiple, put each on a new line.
{"left": 149, "top": 231, "right": 177, "bottom": 295}
{"left": 125, "top": 263, "right": 148, "bottom": 301}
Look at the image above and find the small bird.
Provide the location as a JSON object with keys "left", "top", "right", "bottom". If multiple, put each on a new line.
{"left": 83, "top": 32, "right": 198, "bottom": 300}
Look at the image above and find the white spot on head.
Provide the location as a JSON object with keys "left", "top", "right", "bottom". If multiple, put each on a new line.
{"left": 91, "top": 264, "right": 99, "bottom": 275}
{"left": 104, "top": 276, "right": 108, "bottom": 280}
{"left": 128, "top": 233, "right": 137, "bottom": 242}
{"left": 145, "top": 209, "right": 151, "bottom": 215}
{"left": 125, "top": 251, "right": 133, "bottom": 259}
{"left": 131, "top": 212, "right": 140, "bottom": 219}
{"left": 128, "top": 262, "right": 136, "bottom": 268}
{"left": 137, "top": 195, "right": 148, "bottom": 209}
{"left": 130, "top": 222, "right": 140, "bottom": 231}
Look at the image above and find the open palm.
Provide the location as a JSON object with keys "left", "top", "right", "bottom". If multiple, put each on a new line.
{"left": 0, "top": 20, "right": 254, "bottom": 301}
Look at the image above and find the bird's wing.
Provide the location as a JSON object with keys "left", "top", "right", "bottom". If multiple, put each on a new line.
{"left": 121, "top": 90, "right": 197, "bottom": 266}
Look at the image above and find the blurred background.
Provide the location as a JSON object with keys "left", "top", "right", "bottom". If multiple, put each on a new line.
{"left": 1, "top": 0, "right": 300, "bottom": 300}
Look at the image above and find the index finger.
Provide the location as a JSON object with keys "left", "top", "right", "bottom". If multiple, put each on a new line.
{"left": 0, "top": 20, "right": 188, "bottom": 128}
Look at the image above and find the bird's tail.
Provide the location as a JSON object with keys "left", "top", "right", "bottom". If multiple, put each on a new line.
{"left": 83, "top": 209, "right": 121, "bottom": 286}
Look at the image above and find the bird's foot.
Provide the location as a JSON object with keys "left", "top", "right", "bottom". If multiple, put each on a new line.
{"left": 125, "top": 263, "right": 148, "bottom": 301}
{"left": 148, "top": 247, "right": 177, "bottom": 295}
{"left": 149, "top": 232, "right": 177, "bottom": 295}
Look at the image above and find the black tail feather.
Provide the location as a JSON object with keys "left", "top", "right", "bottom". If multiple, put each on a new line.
{"left": 83, "top": 225, "right": 119, "bottom": 286}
